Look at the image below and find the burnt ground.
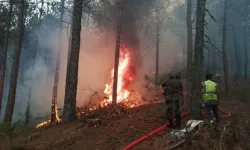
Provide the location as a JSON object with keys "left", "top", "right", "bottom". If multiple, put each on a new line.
{"left": 0, "top": 99, "right": 250, "bottom": 150}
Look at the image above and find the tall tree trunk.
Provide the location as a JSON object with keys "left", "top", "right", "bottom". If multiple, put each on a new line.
{"left": 51, "top": 0, "right": 65, "bottom": 123}
{"left": 3, "top": 0, "right": 26, "bottom": 123}
{"left": 191, "top": 0, "right": 206, "bottom": 119}
{"left": 230, "top": 48, "right": 233, "bottom": 76}
{"left": 25, "top": 0, "right": 43, "bottom": 125}
{"left": 111, "top": 0, "right": 124, "bottom": 105}
{"left": 230, "top": 23, "right": 240, "bottom": 78}
{"left": 244, "top": 16, "right": 248, "bottom": 80}
{"left": 222, "top": 0, "right": 229, "bottom": 97}
{"left": 63, "top": 0, "right": 83, "bottom": 122}
{"left": 207, "top": 42, "right": 212, "bottom": 73}
{"left": 211, "top": 34, "right": 217, "bottom": 74}
{"left": 186, "top": 0, "right": 193, "bottom": 76}
{"left": 155, "top": 2, "right": 160, "bottom": 86}
{"left": 0, "top": 0, "right": 13, "bottom": 116}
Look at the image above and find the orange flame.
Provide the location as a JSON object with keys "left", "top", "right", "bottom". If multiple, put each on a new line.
{"left": 35, "top": 105, "right": 61, "bottom": 128}
{"left": 103, "top": 45, "right": 135, "bottom": 104}
{"left": 36, "top": 45, "right": 137, "bottom": 127}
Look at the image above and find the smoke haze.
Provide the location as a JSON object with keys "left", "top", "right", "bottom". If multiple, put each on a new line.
{"left": 1, "top": 0, "right": 185, "bottom": 122}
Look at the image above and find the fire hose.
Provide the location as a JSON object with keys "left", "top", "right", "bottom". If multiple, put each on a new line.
{"left": 122, "top": 107, "right": 231, "bottom": 150}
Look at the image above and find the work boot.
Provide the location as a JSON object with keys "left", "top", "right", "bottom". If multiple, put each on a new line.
{"left": 168, "top": 123, "right": 174, "bottom": 128}
{"left": 168, "top": 119, "right": 174, "bottom": 128}
{"left": 175, "top": 121, "right": 181, "bottom": 129}
{"left": 175, "top": 116, "right": 181, "bottom": 128}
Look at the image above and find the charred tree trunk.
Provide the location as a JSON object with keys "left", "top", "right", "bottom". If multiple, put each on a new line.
{"left": 244, "top": 16, "right": 248, "bottom": 80}
{"left": 222, "top": 0, "right": 229, "bottom": 97}
{"left": 63, "top": 0, "right": 83, "bottom": 122}
{"left": 3, "top": 0, "right": 26, "bottom": 123}
{"left": 25, "top": 0, "right": 43, "bottom": 125}
{"left": 155, "top": 3, "right": 160, "bottom": 86}
{"left": 112, "top": 0, "right": 124, "bottom": 105}
{"left": 191, "top": 0, "right": 206, "bottom": 119}
{"left": 0, "top": 0, "right": 13, "bottom": 116}
{"left": 51, "top": 0, "right": 65, "bottom": 123}
{"left": 186, "top": 0, "right": 193, "bottom": 77}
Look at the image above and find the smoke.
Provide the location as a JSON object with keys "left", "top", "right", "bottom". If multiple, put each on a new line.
{"left": 100, "top": 0, "right": 155, "bottom": 67}
{"left": 1, "top": 0, "right": 186, "bottom": 122}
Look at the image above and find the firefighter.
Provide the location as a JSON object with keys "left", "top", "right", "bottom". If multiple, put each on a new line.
{"left": 160, "top": 73, "right": 183, "bottom": 128}
{"left": 201, "top": 73, "right": 220, "bottom": 124}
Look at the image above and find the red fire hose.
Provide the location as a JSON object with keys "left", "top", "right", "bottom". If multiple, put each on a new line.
{"left": 122, "top": 107, "right": 231, "bottom": 150}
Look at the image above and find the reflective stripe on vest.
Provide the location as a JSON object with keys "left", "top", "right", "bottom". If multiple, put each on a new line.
{"left": 202, "top": 80, "right": 217, "bottom": 101}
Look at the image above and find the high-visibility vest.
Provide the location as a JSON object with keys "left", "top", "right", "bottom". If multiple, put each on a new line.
{"left": 202, "top": 80, "right": 217, "bottom": 101}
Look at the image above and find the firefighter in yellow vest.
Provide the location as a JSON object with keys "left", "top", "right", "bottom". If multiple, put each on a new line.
{"left": 201, "top": 73, "right": 220, "bottom": 124}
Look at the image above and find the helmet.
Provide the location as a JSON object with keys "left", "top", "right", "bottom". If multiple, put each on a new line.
{"left": 168, "top": 73, "right": 174, "bottom": 80}
{"left": 175, "top": 73, "right": 181, "bottom": 79}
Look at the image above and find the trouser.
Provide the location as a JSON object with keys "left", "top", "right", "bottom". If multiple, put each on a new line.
{"left": 204, "top": 102, "right": 219, "bottom": 124}
{"left": 166, "top": 100, "right": 181, "bottom": 126}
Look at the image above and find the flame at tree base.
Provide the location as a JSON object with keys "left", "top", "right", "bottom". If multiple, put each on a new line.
{"left": 36, "top": 105, "right": 61, "bottom": 128}
{"left": 101, "top": 45, "right": 137, "bottom": 107}
{"left": 36, "top": 45, "right": 140, "bottom": 127}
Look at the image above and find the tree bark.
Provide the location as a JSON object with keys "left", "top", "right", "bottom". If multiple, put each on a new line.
{"left": 51, "top": 0, "right": 65, "bottom": 122}
{"left": 191, "top": 0, "right": 206, "bottom": 119}
{"left": 3, "top": 0, "right": 26, "bottom": 123}
{"left": 207, "top": 41, "right": 212, "bottom": 73}
{"left": 230, "top": 23, "right": 240, "bottom": 78}
{"left": 0, "top": 0, "right": 13, "bottom": 116}
{"left": 186, "top": 0, "right": 193, "bottom": 77}
{"left": 155, "top": 2, "right": 160, "bottom": 86}
{"left": 112, "top": 0, "right": 124, "bottom": 105}
{"left": 222, "top": 0, "right": 229, "bottom": 97}
{"left": 211, "top": 34, "right": 217, "bottom": 74}
{"left": 63, "top": 0, "right": 83, "bottom": 122}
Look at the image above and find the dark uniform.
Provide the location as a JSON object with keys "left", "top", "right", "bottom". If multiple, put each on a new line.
{"left": 161, "top": 75, "right": 183, "bottom": 128}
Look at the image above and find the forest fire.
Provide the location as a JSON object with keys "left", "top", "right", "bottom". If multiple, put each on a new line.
{"left": 103, "top": 45, "right": 135, "bottom": 103}
{"left": 37, "top": 46, "right": 137, "bottom": 128}
{"left": 35, "top": 105, "right": 61, "bottom": 128}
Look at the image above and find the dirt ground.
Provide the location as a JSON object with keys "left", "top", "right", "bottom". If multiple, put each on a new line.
{"left": 0, "top": 99, "right": 250, "bottom": 150}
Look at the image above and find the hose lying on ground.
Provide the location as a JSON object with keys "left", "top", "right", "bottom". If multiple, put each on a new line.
{"left": 122, "top": 107, "right": 231, "bottom": 150}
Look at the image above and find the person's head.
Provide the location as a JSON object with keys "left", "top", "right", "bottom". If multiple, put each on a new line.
{"left": 169, "top": 75, "right": 174, "bottom": 80}
{"left": 175, "top": 73, "right": 181, "bottom": 80}
{"left": 206, "top": 73, "right": 213, "bottom": 80}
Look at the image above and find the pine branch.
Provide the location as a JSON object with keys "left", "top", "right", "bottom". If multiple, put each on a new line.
{"left": 204, "top": 34, "right": 212, "bottom": 42}
{"left": 205, "top": 8, "right": 216, "bottom": 22}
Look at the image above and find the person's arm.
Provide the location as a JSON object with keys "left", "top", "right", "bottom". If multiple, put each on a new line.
{"left": 160, "top": 83, "right": 166, "bottom": 94}
{"left": 200, "top": 82, "right": 205, "bottom": 106}
{"left": 216, "top": 84, "right": 220, "bottom": 104}
{"left": 179, "top": 83, "right": 184, "bottom": 103}
{"left": 180, "top": 83, "right": 183, "bottom": 95}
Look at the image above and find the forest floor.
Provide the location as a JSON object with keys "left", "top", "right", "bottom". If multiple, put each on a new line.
{"left": 1, "top": 97, "right": 250, "bottom": 150}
